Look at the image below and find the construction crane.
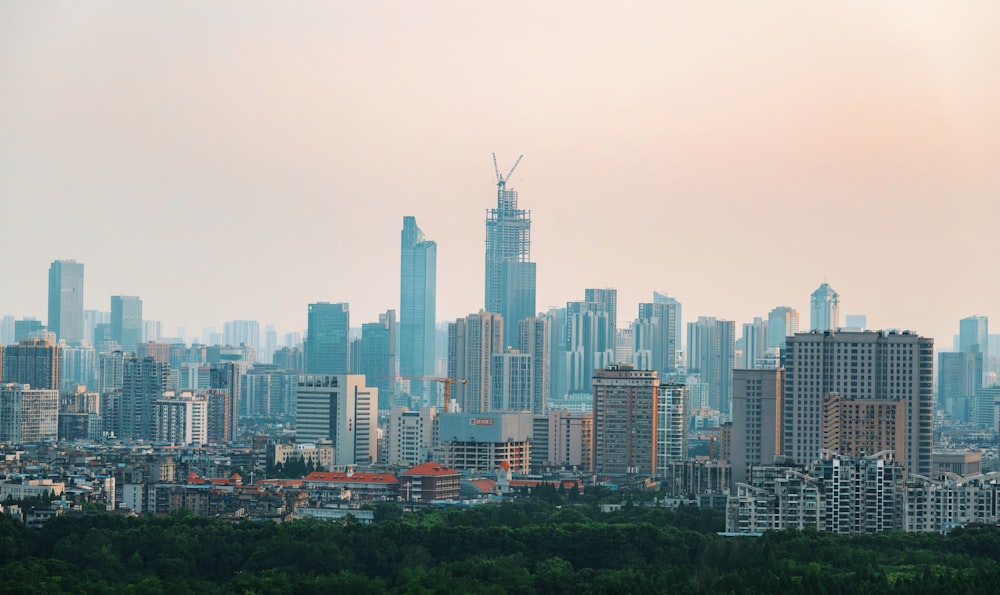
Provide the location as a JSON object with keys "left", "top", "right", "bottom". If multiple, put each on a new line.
{"left": 397, "top": 376, "right": 468, "bottom": 413}
{"left": 492, "top": 153, "right": 523, "bottom": 191}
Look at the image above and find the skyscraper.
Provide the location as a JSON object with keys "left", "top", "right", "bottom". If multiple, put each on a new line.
{"left": 518, "top": 316, "right": 548, "bottom": 414}
{"left": 731, "top": 368, "right": 783, "bottom": 485}
{"left": 687, "top": 317, "right": 736, "bottom": 415}
{"left": 121, "top": 355, "right": 170, "bottom": 441}
{"left": 766, "top": 306, "right": 800, "bottom": 349}
{"left": 634, "top": 299, "right": 680, "bottom": 379}
{"left": 591, "top": 364, "right": 659, "bottom": 476}
{"left": 653, "top": 292, "right": 683, "bottom": 352}
{"left": 2, "top": 338, "right": 61, "bottom": 390}
{"left": 959, "top": 315, "right": 989, "bottom": 365}
{"left": 400, "top": 216, "right": 437, "bottom": 399}
{"left": 306, "top": 303, "right": 350, "bottom": 375}
{"left": 740, "top": 317, "right": 769, "bottom": 369}
{"left": 358, "top": 310, "right": 396, "bottom": 410}
{"left": 224, "top": 320, "right": 260, "bottom": 352}
{"left": 781, "top": 330, "right": 934, "bottom": 476}
{"left": 485, "top": 155, "right": 535, "bottom": 348}
{"left": 810, "top": 283, "right": 840, "bottom": 331}
{"left": 110, "top": 296, "right": 143, "bottom": 354}
{"left": 48, "top": 260, "right": 85, "bottom": 344}
{"left": 448, "top": 310, "right": 503, "bottom": 413}
{"left": 565, "top": 298, "right": 616, "bottom": 394}
{"left": 585, "top": 288, "right": 618, "bottom": 342}
{"left": 295, "top": 374, "right": 377, "bottom": 466}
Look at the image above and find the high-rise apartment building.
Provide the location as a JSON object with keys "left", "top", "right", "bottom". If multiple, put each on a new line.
{"left": 687, "top": 317, "right": 736, "bottom": 415}
{"left": 585, "top": 288, "right": 618, "bottom": 342}
{"left": 400, "top": 216, "right": 437, "bottom": 399}
{"left": 357, "top": 310, "right": 396, "bottom": 410}
{"left": 740, "top": 317, "right": 769, "bottom": 369}
{"left": 543, "top": 307, "right": 568, "bottom": 401}
{"left": 518, "top": 316, "right": 548, "bottom": 414}
{"left": 653, "top": 292, "right": 683, "bottom": 353}
{"left": 295, "top": 374, "right": 377, "bottom": 466}
{"left": 731, "top": 368, "right": 784, "bottom": 485}
{"left": 110, "top": 296, "right": 143, "bottom": 354}
{"left": 0, "top": 383, "right": 58, "bottom": 443}
{"left": 224, "top": 320, "right": 260, "bottom": 353}
{"left": 633, "top": 300, "right": 680, "bottom": 379}
{"left": 306, "top": 303, "right": 350, "bottom": 375}
{"left": 2, "top": 338, "right": 61, "bottom": 390}
{"left": 782, "top": 330, "right": 934, "bottom": 476}
{"left": 809, "top": 283, "right": 840, "bottom": 331}
{"left": 485, "top": 156, "right": 535, "bottom": 348}
{"left": 121, "top": 355, "right": 170, "bottom": 442}
{"left": 447, "top": 310, "right": 503, "bottom": 413}
{"left": 656, "top": 383, "right": 690, "bottom": 475}
{"left": 591, "top": 364, "right": 659, "bottom": 476}
{"left": 566, "top": 299, "right": 616, "bottom": 394}
{"left": 154, "top": 390, "right": 209, "bottom": 446}
{"left": 208, "top": 363, "right": 241, "bottom": 443}
{"left": 48, "top": 260, "right": 85, "bottom": 345}
{"left": 766, "top": 306, "right": 800, "bottom": 350}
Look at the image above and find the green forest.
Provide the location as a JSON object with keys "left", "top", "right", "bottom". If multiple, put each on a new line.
{"left": 2, "top": 498, "right": 1000, "bottom": 594}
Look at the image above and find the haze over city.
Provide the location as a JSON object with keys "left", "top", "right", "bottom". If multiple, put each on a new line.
{"left": 3, "top": 2, "right": 1000, "bottom": 346}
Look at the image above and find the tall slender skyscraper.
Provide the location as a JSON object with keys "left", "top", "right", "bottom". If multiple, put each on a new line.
{"left": 110, "top": 296, "right": 143, "bottom": 354}
{"left": 687, "top": 317, "right": 736, "bottom": 415}
{"left": 810, "top": 283, "right": 840, "bottom": 331}
{"left": 358, "top": 310, "right": 396, "bottom": 410}
{"left": 400, "top": 217, "right": 437, "bottom": 399}
{"left": 306, "top": 303, "right": 350, "bottom": 375}
{"left": 448, "top": 310, "right": 503, "bottom": 413}
{"left": 48, "top": 260, "right": 85, "bottom": 344}
{"left": 485, "top": 154, "right": 535, "bottom": 348}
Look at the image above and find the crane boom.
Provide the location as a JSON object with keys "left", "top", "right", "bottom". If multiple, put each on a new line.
{"left": 395, "top": 375, "right": 468, "bottom": 413}
{"left": 504, "top": 154, "right": 523, "bottom": 184}
{"left": 492, "top": 153, "right": 501, "bottom": 183}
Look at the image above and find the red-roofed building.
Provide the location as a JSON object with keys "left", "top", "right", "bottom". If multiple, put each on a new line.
{"left": 302, "top": 469, "right": 399, "bottom": 501}
{"left": 400, "top": 462, "right": 460, "bottom": 502}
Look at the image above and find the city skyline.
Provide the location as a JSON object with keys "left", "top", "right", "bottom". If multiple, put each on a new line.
{"left": 3, "top": 4, "right": 1000, "bottom": 347}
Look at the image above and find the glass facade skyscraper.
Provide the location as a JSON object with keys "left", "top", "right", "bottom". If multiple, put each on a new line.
{"left": 399, "top": 217, "right": 436, "bottom": 399}
{"left": 48, "top": 260, "right": 85, "bottom": 345}
{"left": 306, "top": 302, "right": 350, "bottom": 375}
{"left": 110, "top": 295, "right": 143, "bottom": 354}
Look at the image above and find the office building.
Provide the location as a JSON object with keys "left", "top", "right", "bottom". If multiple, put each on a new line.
{"left": 109, "top": 296, "right": 143, "bottom": 353}
{"left": 357, "top": 310, "right": 396, "bottom": 410}
{"left": 438, "top": 411, "right": 533, "bottom": 474}
{"left": 767, "top": 307, "right": 800, "bottom": 350}
{"left": 731, "top": 368, "right": 784, "bottom": 485}
{"left": 585, "top": 288, "right": 618, "bottom": 342}
{"left": 0, "top": 316, "right": 12, "bottom": 346}
{"left": 591, "top": 364, "right": 659, "bottom": 476}
{"left": 47, "top": 260, "right": 85, "bottom": 344}
{"left": 295, "top": 375, "right": 377, "bottom": 466}
{"left": 809, "top": 283, "right": 840, "bottom": 332}
{"left": 490, "top": 348, "right": 533, "bottom": 411}
{"left": 960, "top": 315, "right": 989, "bottom": 384}
{"left": 13, "top": 319, "right": 43, "bottom": 342}
{"left": 2, "top": 338, "right": 61, "bottom": 390}
{"left": 781, "top": 330, "right": 934, "bottom": 476}
{"left": 485, "top": 156, "right": 535, "bottom": 348}
{"left": 656, "top": 383, "right": 690, "bottom": 475}
{"left": 399, "top": 216, "right": 437, "bottom": 400}
{"left": 0, "top": 383, "right": 59, "bottom": 443}
{"left": 387, "top": 406, "right": 439, "bottom": 468}
{"left": 938, "top": 351, "right": 982, "bottom": 418}
{"left": 686, "top": 317, "right": 736, "bottom": 415}
{"left": 447, "top": 310, "right": 503, "bottom": 413}
{"left": 306, "top": 302, "right": 350, "bottom": 375}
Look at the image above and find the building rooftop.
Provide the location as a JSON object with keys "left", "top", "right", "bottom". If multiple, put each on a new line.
{"left": 402, "top": 462, "right": 458, "bottom": 477}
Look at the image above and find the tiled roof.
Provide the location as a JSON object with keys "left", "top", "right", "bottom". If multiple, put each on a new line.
{"left": 402, "top": 462, "right": 459, "bottom": 477}
{"left": 304, "top": 471, "right": 399, "bottom": 484}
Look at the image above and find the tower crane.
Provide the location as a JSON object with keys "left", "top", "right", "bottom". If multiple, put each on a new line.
{"left": 492, "top": 153, "right": 523, "bottom": 190}
{"left": 398, "top": 376, "right": 468, "bottom": 413}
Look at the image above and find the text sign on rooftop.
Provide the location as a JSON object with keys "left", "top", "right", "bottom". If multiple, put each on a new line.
{"left": 470, "top": 418, "right": 494, "bottom": 426}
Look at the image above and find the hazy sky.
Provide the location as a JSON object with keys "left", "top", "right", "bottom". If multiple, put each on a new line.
{"left": 2, "top": 2, "right": 1000, "bottom": 347}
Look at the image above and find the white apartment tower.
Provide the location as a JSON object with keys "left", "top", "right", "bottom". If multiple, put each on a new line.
{"left": 295, "top": 375, "right": 377, "bottom": 466}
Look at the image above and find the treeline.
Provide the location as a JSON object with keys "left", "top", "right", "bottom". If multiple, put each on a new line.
{"left": 2, "top": 500, "right": 1000, "bottom": 593}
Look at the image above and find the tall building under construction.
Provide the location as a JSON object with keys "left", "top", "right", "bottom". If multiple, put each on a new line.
{"left": 485, "top": 154, "right": 535, "bottom": 349}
